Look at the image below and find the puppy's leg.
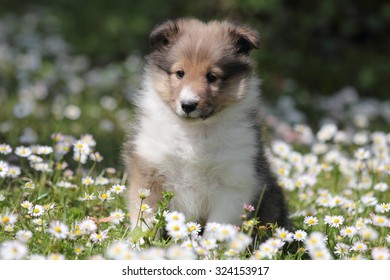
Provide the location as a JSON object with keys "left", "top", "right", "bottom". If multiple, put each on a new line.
{"left": 208, "top": 187, "right": 252, "bottom": 226}
{"left": 128, "top": 155, "right": 164, "bottom": 230}
{"left": 255, "top": 184, "right": 290, "bottom": 230}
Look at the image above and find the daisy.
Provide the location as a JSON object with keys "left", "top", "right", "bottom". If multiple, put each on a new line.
{"left": 275, "top": 227, "right": 293, "bottom": 242}
{"left": 28, "top": 205, "right": 45, "bottom": 217}
{"left": 48, "top": 220, "right": 69, "bottom": 239}
{"left": 316, "top": 196, "right": 330, "bottom": 207}
{"left": 81, "top": 134, "right": 96, "bottom": 147}
{"left": 194, "top": 246, "right": 209, "bottom": 258}
{"left": 0, "top": 144, "right": 12, "bottom": 155}
{"left": 0, "top": 212, "right": 18, "bottom": 225}
{"left": 354, "top": 148, "right": 371, "bottom": 160}
{"left": 372, "top": 247, "right": 390, "bottom": 260}
{"left": 0, "top": 161, "right": 9, "bottom": 178}
{"left": 110, "top": 209, "right": 125, "bottom": 224}
{"left": 29, "top": 254, "right": 46, "bottom": 260}
{"left": 359, "top": 227, "right": 379, "bottom": 241}
{"left": 165, "top": 211, "right": 186, "bottom": 224}
{"left": 139, "top": 203, "right": 152, "bottom": 214}
{"left": 309, "top": 247, "right": 333, "bottom": 260}
{"left": 312, "top": 142, "right": 328, "bottom": 154}
{"left": 251, "top": 250, "right": 266, "bottom": 260}
{"left": 334, "top": 242, "right": 350, "bottom": 257}
{"left": 81, "top": 176, "right": 94, "bottom": 186}
{"left": 204, "top": 222, "right": 221, "bottom": 236}
{"left": 20, "top": 200, "right": 33, "bottom": 210}
{"left": 224, "top": 248, "right": 238, "bottom": 257}
{"left": 371, "top": 215, "right": 388, "bottom": 227}
{"left": 0, "top": 241, "right": 28, "bottom": 260}
{"left": 166, "top": 245, "right": 196, "bottom": 260}
{"left": 265, "top": 238, "right": 285, "bottom": 250}
{"left": 329, "top": 195, "right": 345, "bottom": 208}
{"left": 95, "top": 176, "right": 109, "bottom": 185}
{"left": 106, "top": 241, "right": 131, "bottom": 260}
{"left": 98, "top": 191, "right": 114, "bottom": 202}
{"left": 7, "top": 166, "right": 21, "bottom": 178}
{"left": 279, "top": 178, "right": 295, "bottom": 191}
{"left": 73, "top": 152, "right": 87, "bottom": 164}
{"left": 139, "top": 248, "right": 164, "bottom": 260}
{"left": 110, "top": 184, "right": 126, "bottom": 194}
{"left": 78, "top": 219, "right": 97, "bottom": 233}
{"left": 138, "top": 188, "right": 151, "bottom": 199}
{"left": 353, "top": 132, "right": 369, "bottom": 145}
{"left": 57, "top": 180, "right": 77, "bottom": 189}
{"left": 37, "top": 145, "right": 53, "bottom": 155}
{"left": 200, "top": 238, "right": 217, "bottom": 251}
{"left": 32, "top": 162, "right": 52, "bottom": 173}
{"left": 47, "top": 253, "right": 65, "bottom": 260}
{"left": 186, "top": 222, "right": 201, "bottom": 237}
{"left": 340, "top": 226, "right": 357, "bottom": 238}
{"left": 375, "top": 203, "right": 390, "bottom": 213}
{"left": 4, "top": 224, "right": 14, "bottom": 232}
{"left": 228, "top": 233, "right": 252, "bottom": 252}
{"left": 272, "top": 140, "right": 291, "bottom": 159}
{"left": 74, "top": 245, "right": 84, "bottom": 256}
{"left": 181, "top": 239, "right": 197, "bottom": 250}
{"left": 303, "top": 216, "right": 318, "bottom": 226}
{"left": 73, "top": 140, "right": 90, "bottom": 155}
{"left": 80, "top": 192, "right": 96, "bottom": 201}
{"left": 32, "top": 218, "right": 44, "bottom": 226}
{"left": 166, "top": 221, "right": 188, "bottom": 240}
{"left": 288, "top": 151, "right": 303, "bottom": 165}
{"left": 16, "top": 230, "right": 33, "bottom": 243}
{"left": 351, "top": 241, "right": 368, "bottom": 252}
{"left": 44, "top": 203, "right": 55, "bottom": 211}
{"left": 15, "top": 146, "right": 32, "bottom": 157}
{"left": 90, "top": 229, "right": 109, "bottom": 243}
{"left": 373, "top": 182, "right": 388, "bottom": 192}
{"left": 215, "top": 224, "right": 237, "bottom": 242}
{"left": 316, "top": 123, "right": 337, "bottom": 142}
{"left": 90, "top": 151, "right": 103, "bottom": 162}
{"left": 259, "top": 242, "right": 277, "bottom": 258}
{"left": 293, "top": 230, "right": 307, "bottom": 241}
{"left": 305, "top": 232, "right": 327, "bottom": 250}
{"left": 303, "top": 153, "right": 318, "bottom": 167}
{"left": 324, "top": 215, "right": 344, "bottom": 228}
{"left": 23, "top": 181, "right": 35, "bottom": 189}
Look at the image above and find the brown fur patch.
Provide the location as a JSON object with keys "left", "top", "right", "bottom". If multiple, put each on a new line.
{"left": 126, "top": 151, "right": 165, "bottom": 223}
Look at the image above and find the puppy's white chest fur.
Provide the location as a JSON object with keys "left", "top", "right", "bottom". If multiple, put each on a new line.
{"left": 134, "top": 77, "right": 261, "bottom": 225}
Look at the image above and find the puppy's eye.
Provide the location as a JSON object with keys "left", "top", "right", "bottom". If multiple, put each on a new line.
{"left": 206, "top": 72, "right": 217, "bottom": 83}
{"left": 176, "top": 70, "right": 185, "bottom": 79}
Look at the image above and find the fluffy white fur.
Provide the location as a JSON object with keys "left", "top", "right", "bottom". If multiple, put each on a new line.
{"left": 131, "top": 73, "right": 263, "bottom": 226}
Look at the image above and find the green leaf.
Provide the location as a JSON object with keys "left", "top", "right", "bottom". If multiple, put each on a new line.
{"left": 128, "top": 226, "right": 147, "bottom": 243}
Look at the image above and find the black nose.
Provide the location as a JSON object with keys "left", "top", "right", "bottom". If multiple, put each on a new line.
{"left": 181, "top": 102, "right": 198, "bottom": 114}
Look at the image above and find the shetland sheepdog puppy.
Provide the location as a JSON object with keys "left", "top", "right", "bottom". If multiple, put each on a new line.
{"left": 124, "top": 18, "right": 289, "bottom": 230}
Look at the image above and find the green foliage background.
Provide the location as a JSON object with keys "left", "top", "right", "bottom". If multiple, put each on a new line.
{"left": 2, "top": 0, "right": 389, "bottom": 99}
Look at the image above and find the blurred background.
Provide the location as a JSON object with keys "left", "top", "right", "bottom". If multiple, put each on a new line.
{"left": 1, "top": 0, "right": 389, "bottom": 167}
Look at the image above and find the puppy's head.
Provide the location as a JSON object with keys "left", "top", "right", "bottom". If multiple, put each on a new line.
{"left": 146, "top": 18, "right": 260, "bottom": 121}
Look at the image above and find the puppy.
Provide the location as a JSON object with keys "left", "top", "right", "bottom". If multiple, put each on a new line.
{"left": 124, "top": 18, "right": 289, "bottom": 230}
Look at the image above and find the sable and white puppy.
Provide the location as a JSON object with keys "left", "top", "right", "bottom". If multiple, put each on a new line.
{"left": 124, "top": 18, "right": 289, "bottom": 229}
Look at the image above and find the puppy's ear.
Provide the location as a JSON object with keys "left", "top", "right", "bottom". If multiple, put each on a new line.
{"left": 230, "top": 24, "right": 260, "bottom": 54}
{"left": 149, "top": 20, "right": 180, "bottom": 49}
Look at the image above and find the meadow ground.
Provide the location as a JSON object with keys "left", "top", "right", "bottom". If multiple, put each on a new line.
{"left": 0, "top": 12, "right": 389, "bottom": 260}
